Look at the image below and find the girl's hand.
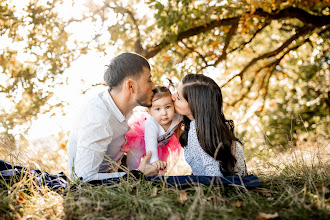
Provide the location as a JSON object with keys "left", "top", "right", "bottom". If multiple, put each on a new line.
{"left": 138, "top": 151, "right": 159, "bottom": 176}
{"left": 151, "top": 160, "right": 167, "bottom": 171}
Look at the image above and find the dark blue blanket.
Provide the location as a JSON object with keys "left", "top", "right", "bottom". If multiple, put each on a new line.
{"left": 89, "top": 171, "right": 260, "bottom": 188}
{"left": 0, "top": 160, "right": 261, "bottom": 190}
{"left": 146, "top": 174, "right": 260, "bottom": 188}
{"left": 0, "top": 160, "right": 69, "bottom": 190}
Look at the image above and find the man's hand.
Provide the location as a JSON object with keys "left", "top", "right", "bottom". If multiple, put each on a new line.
{"left": 138, "top": 151, "right": 165, "bottom": 176}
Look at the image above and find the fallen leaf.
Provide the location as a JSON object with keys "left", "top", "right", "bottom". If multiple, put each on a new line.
{"left": 207, "top": 196, "right": 214, "bottom": 201}
{"left": 253, "top": 188, "right": 272, "bottom": 197}
{"left": 177, "top": 191, "right": 188, "bottom": 204}
{"left": 151, "top": 187, "right": 158, "bottom": 197}
{"left": 16, "top": 191, "right": 27, "bottom": 204}
{"left": 256, "top": 212, "right": 279, "bottom": 220}
{"left": 206, "top": 196, "right": 225, "bottom": 203}
{"left": 236, "top": 200, "right": 243, "bottom": 207}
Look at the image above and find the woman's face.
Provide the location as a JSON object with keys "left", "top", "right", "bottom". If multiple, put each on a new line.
{"left": 172, "top": 82, "right": 194, "bottom": 120}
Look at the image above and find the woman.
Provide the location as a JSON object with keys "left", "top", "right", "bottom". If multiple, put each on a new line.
{"left": 172, "top": 74, "right": 246, "bottom": 176}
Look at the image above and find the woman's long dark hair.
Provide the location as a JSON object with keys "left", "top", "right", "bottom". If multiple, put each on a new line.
{"left": 179, "top": 74, "right": 239, "bottom": 176}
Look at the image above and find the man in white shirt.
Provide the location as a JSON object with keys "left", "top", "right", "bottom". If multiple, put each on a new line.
{"left": 67, "top": 52, "right": 166, "bottom": 182}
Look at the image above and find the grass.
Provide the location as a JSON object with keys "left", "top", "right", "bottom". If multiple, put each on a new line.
{"left": 0, "top": 138, "right": 329, "bottom": 219}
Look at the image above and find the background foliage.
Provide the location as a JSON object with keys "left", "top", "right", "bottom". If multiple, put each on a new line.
{"left": 0, "top": 0, "right": 329, "bottom": 149}
{"left": 0, "top": 1, "right": 329, "bottom": 218}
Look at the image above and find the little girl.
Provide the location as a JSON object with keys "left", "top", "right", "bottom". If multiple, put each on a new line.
{"left": 124, "top": 86, "right": 183, "bottom": 170}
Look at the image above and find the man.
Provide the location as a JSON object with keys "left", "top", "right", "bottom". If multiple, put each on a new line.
{"left": 67, "top": 52, "right": 166, "bottom": 182}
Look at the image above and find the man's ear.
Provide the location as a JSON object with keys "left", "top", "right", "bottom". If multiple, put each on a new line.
{"left": 124, "top": 79, "right": 136, "bottom": 94}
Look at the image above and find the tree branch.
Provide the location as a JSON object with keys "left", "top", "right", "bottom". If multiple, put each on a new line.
{"left": 181, "top": 41, "right": 208, "bottom": 66}
{"left": 230, "top": 21, "right": 271, "bottom": 53}
{"left": 229, "top": 33, "right": 311, "bottom": 107}
{"left": 195, "top": 21, "right": 240, "bottom": 71}
{"left": 212, "top": 20, "right": 239, "bottom": 66}
{"left": 143, "top": 17, "right": 240, "bottom": 58}
{"left": 104, "top": 4, "right": 144, "bottom": 54}
{"left": 142, "top": 7, "right": 329, "bottom": 58}
{"left": 254, "top": 7, "right": 330, "bottom": 27}
{"left": 221, "top": 25, "right": 312, "bottom": 87}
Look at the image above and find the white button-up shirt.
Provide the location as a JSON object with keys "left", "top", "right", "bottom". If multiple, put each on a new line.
{"left": 67, "top": 90, "right": 128, "bottom": 182}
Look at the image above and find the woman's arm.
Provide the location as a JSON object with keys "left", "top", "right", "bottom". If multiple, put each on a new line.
{"left": 201, "top": 155, "right": 224, "bottom": 177}
{"left": 233, "top": 142, "right": 247, "bottom": 176}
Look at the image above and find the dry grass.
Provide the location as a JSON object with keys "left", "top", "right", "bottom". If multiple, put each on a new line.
{"left": 0, "top": 135, "right": 329, "bottom": 219}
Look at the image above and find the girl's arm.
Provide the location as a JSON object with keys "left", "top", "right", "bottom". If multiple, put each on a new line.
{"left": 144, "top": 119, "right": 160, "bottom": 164}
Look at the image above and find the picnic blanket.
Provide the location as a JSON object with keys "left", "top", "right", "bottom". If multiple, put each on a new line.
{"left": 0, "top": 160, "right": 261, "bottom": 190}
{"left": 89, "top": 170, "right": 260, "bottom": 188}
{"left": 0, "top": 160, "right": 69, "bottom": 190}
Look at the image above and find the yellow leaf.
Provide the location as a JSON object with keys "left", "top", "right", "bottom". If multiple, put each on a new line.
{"left": 59, "top": 143, "right": 66, "bottom": 150}
{"left": 211, "top": 41, "right": 220, "bottom": 48}
{"left": 16, "top": 191, "right": 27, "bottom": 204}
{"left": 250, "top": 6, "right": 256, "bottom": 14}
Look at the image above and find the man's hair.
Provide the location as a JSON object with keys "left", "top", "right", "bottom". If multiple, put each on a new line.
{"left": 151, "top": 86, "right": 172, "bottom": 103}
{"left": 104, "top": 52, "right": 150, "bottom": 90}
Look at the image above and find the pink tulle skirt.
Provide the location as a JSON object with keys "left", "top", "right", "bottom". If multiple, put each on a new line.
{"left": 123, "top": 113, "right": 182, "bottom": 168}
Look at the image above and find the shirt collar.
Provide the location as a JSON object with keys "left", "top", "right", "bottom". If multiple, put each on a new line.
{"left": 190, "top": 120, "right": 195, "bottom": 127}
{"left": 104, "top": 89, "right": 126, "bottom": 123}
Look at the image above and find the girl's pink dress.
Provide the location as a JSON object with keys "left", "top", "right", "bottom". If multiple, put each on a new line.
{"left": 123, "top": 113, "right": 182, "bottom": 169}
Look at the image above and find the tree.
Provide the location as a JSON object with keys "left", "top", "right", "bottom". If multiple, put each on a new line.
{"left": 0, "top": 0, "right": 90, "bottom": 141}
{"left": 1, "top": 0, "right": 329, "bottom": 147}
{"left": 62, "top": 0, "right": 330, "bottom": 147}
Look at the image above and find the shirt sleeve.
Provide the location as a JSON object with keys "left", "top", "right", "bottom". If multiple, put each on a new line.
{"left": 144, "top": 118, "right": 160, "bottom": 164}
{"left": 200, "top": 148, "right": 223, "bottom": 177}
{"left": 233, "top": 142, "right": 247, "bottom": 176}
{"left": 73, "top": 109, "right": 125, "bottom": 182}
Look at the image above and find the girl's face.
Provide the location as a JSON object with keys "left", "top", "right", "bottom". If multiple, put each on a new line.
{"left": 172, "top": 82, "right": 194, "bottom": 120}
{"left": 149, "top": 96, "right": 175, "bottom": 130}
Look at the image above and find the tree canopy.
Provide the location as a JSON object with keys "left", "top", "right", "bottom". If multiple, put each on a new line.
{"left": 1, "top": 0, "right": 329, "bottom": 146}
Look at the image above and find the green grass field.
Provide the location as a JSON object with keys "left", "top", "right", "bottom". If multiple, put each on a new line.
{"left": 0, "top": 138, "right": 329, "bottom": 219}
